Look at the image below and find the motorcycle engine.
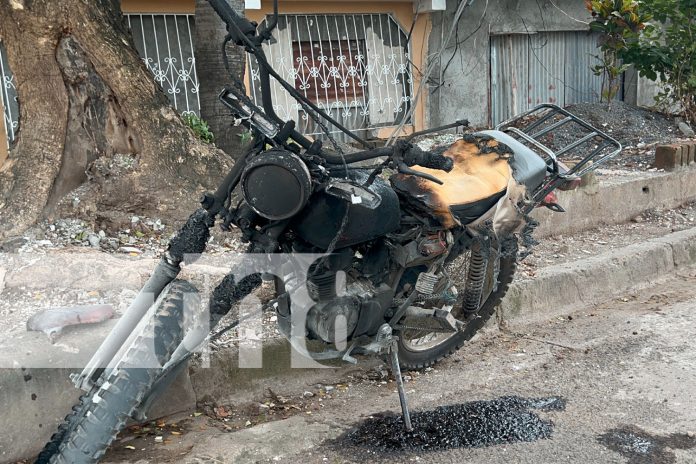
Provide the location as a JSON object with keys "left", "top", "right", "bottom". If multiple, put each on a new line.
{"left": 304, "top": 252, "right": 379, "bottom": 345}
{"left": 306, "top": 295, "right": 361, "bottom": 345}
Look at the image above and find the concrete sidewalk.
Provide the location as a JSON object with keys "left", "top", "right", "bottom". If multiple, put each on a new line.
{"left": 2, "top": 167, "right": 696, "bottom": 462}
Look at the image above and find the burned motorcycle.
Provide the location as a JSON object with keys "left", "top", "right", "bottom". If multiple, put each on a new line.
{"left": 36, "top": 1, "right": 621, "bottom": 462}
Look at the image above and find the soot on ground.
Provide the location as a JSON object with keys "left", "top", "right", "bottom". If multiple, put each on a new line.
{"left": 346, "top": 396, "right": 566, "bottom": 453}
{"left": 598, "top": 426, "right": 696, "bottom": 464}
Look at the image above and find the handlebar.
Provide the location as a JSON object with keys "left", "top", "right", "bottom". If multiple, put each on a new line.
{"left": 322, "top": 141, "right": 453, "bottom": 184}
{"left": 207, "top": 0, "right": 258, "bottom": 45}
{"left": 206, "top": 0, "right": 454, "bottom": 184}
{"left": 403, "top": 145, "right": 454, "bottom": 172}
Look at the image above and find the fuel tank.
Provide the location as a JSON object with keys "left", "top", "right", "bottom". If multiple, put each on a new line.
{"left": 292, "top": 170, "right": 401, "bottom": 250}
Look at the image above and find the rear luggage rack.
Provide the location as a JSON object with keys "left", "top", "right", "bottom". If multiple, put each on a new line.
{"left": 496, "top": 104, "right": 622, "bottom": 202}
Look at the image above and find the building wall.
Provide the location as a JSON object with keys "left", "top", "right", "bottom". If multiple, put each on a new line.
{"left": 428, "top": 0, "right": 593, "bottom": 128}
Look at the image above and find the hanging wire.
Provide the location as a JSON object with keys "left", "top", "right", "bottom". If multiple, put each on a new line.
{"left": 432, "top": 0, "right": 489, "bottom": 94}
{"left": 547, "top": 0, "right": 589, "bottom": 25}
{"left": 386, "top": 0, "right": 475, "bottom": 146}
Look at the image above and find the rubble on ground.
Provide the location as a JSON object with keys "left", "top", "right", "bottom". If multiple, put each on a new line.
{"left": 414, "top": 101, "right": 690, "bottom": 173}
{"left": 3, "top": 215, "right": 244, "bottom": 256}
{"left": 561, "top": 101, "right": 681, "bottom": 148}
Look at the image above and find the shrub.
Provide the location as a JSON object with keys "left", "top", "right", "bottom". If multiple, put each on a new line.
{"left": 620, "top": 0, "right": 696, "bottom": 122}
{"left": 586, "top": 0, "right": 651, "bottom": 103}
{"left": 182, "top": 113, "right": 215, "bottom": 144}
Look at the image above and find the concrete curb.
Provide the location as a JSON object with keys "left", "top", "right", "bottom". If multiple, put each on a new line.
{"left": 0, "top": 319, "right": 197, "bottom": 462}
{"left": 498, "top": 227, "right": 696, "bottom": 325}
{"left": 533, "top": 168, "right": 696, "bottom": 238}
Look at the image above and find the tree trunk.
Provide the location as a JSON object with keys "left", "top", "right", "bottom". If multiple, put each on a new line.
{"left": 0, "top": 0, "right": 233, "bottom": 241}
{"left": 194, "top": 0, "right": 247, "bottom": 158}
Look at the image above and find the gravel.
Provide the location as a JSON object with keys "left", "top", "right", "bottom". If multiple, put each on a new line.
{"left": 544, "top": 102, "right": 695, "bottom": 172}
{"left": 2, "top": 215, "right": 245, "bottom": 257}
{"left": 561, "top": 101, "right": 680, "bottom": 148}
{"left": 414, "top": 102, "right": 689, "bottom": 173}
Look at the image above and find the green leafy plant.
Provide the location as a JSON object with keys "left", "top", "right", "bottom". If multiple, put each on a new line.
{"left": 586, "top": 0, "right": 651, "bottom": 103}
{"left": 620, "top": 0, "right": 696, "bottom": 123}
{"left": 238, "top": 128, "right": 253, "bottom": 145}
{"left": 182, "top": 113, "right": 214, "bottom": 144}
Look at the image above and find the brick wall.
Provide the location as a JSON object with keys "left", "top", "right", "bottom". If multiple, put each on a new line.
{"left": 654, "top": 143, "right": 696, "bottom": 171}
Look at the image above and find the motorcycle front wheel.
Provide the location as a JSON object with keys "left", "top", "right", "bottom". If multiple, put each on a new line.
{"left": 35, "top": 280, "right": 194, "bottom": 464}
{"left": 396, "top": 240, "right": 517, "bottom": 369}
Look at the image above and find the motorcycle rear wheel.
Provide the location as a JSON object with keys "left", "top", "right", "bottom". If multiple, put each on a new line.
{"left": 35, "top": 280, "right": 193, "bottom": 464}
{"left": 396, "top": 240, "right": 517, "bottom": 369}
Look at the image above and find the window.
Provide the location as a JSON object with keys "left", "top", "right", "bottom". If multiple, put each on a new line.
{"left": 126, "top": 14, "right": 201, "bottom": 116}
{"left": 0, "top": 41, "right": 18, "bottom": 148}
{"left": 292, "top": 39, "right": 368, "bottom": 104}
{"left": 248, "top": 14, "right": 413, "bottom": 142}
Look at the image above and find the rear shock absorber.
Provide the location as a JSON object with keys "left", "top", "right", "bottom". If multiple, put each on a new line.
{"left": 463, "top": 240, "right": 489, "bottom": 314}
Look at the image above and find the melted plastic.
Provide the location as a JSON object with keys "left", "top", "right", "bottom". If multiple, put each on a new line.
{"left": 391, "top": 135, "right": 513, "bottom": 228}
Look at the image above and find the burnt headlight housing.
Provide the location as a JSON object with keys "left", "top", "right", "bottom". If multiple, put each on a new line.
{"left": 241, "top": 149, "right": 312, "bottom": 220}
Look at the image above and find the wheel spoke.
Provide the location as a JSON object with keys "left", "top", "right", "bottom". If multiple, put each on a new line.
{"left": 400, "top": 245, "right": 501, "bottom": 353}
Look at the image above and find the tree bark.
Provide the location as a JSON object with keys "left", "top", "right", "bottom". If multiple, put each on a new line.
{"left": 0, "top": 0, "right": 233, "bottom": 241}
{"left": 194, "top": 0, "right": 247, "bottom": 158}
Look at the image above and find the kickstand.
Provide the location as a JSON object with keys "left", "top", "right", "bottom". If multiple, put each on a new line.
{"left": 389, "top": 339, "right": 413, "bottom": 432}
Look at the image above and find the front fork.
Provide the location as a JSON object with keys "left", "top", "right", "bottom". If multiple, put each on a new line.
{"left": 72, "top": 210, "right": 215, "bottom": 391}
{"left": 73, "top": 138, "right": 268, "bottom": 391}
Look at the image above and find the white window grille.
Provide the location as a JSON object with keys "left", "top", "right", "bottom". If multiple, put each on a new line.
{"left": 126, "top": 14, "right": 201, "bottom": 116}
{"left": 0, "top": 16, "right": 201, "bottom": 149}
{"left": 248, "top": 14, "right": 413, "bottom": 142}
{"left": 0, "top": 41, "right": 19, "bottom": 148}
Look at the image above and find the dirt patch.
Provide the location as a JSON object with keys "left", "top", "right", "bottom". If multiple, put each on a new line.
{"left": 603, "top": 145, "right": 663, "bottom": 172}
{"left": 539, "top": 102, "right": 688, "bottom": 172}
{"left": 416, "top": 102, "right": 688, "bottom": 172}
{"left": 197, "top": 385, "right": 325, "bottom": 432}
{"left": 105, "top": 417, "right": 194, "bottom": 462}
